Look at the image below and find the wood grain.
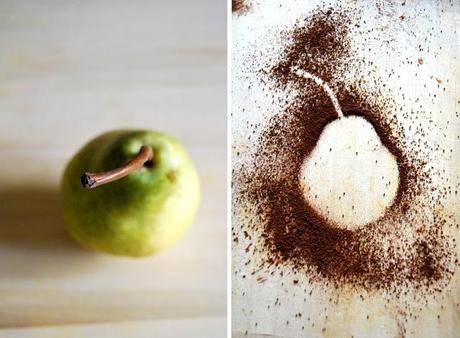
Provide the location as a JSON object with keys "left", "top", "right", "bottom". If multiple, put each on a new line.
{"left": 0, "top": 0, "right": 226, "bottom": 336}
{"left": 1, "top": 318, "right": 227, "bottom": 338}
{"left": 232, "top": 1, "right": 459, "bottom": 337}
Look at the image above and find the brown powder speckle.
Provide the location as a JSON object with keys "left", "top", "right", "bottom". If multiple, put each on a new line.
{"left": 271, "top": 8, "right": 350, "bottom": 84}
{"left": 256, "top": 276, "right": 267, "bottom": 284}
{"left": 233, "top": 6, "right": 456, "bottom": 297}
{"left": 233, "top": 0, "right": 249, "bottom": 15}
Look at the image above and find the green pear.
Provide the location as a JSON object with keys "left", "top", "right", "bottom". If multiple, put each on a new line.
{"left": 60, "top": 129, "right": 200, "bottom": 257}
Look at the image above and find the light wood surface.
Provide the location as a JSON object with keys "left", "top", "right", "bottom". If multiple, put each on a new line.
{"left": 232, "top": 1, "right": 459, "bottom": 337}
{"left": 0, "top": 0, "right": 226, "bottom": 336}
{"left": 1, "top": 318, "right": 227, "bottom": 338}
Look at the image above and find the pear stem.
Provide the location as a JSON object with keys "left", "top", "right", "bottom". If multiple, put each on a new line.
{"left": 291, "top": 66, "right": 344, "bottom": 119}
{"left": 81, "top": 145, "right": 154, "bottom": 189}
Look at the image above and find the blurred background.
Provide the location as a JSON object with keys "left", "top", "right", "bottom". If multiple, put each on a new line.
{"left": 0, "top": 0, "right": 226, "bottom": 336}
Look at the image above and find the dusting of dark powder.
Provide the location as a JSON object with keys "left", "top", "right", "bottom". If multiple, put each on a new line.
{"left": 234, "top": 8, "right": 456, "bottom": 294}
{"left": 271, "top": 8, "right": 350, "bottom": 85}
{"left": 232, "top": 0, "right": 249, "bottom": 15}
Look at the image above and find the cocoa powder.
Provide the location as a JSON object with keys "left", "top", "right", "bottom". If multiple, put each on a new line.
{"left": 232, "top": 0, "right": 249, "bottom": 15}
{"left": 233, "top": 7, "right": 456, "bottom": 295}
{"left": 271, "top": 8, "right": 350, "bottom": 85}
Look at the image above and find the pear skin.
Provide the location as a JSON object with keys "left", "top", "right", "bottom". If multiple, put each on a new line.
{"left": 60, "top": 130, "right": 200, "bottom": 256}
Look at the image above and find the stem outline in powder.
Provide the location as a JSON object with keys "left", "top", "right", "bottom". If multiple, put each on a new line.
{"left": 291, "top": 66, "right": 344, "bottom": 118}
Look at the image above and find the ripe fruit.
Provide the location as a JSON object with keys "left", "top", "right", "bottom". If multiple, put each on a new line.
{"left": 60, "top": 130, "right": 200, "bottom": 256}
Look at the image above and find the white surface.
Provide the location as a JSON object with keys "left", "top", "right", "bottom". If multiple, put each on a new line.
{"left": 0, "top": 0, "right": 226, "bottom": 336}
{"left": 300, "top": 116, "right": 399, "bottom": 229}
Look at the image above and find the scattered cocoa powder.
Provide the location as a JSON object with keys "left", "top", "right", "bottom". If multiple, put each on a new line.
{"left": 233, "top": 7, "right": 456, "bottom": 294}
{"left": 256, "top": 276, "right": 267, "bottom": 284}
{"left": 272, "top": 8, "right": 350, "bottom": 85}
{"left": 233, "top": 0, "right": 249, "bottom": 15}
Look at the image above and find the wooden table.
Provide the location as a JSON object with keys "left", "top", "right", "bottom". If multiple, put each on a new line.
{"left": 232, "top": 1, "right": 459, "bottom": 337}
{"left": 0, "top": 1, "right": 226, "bottom": 336}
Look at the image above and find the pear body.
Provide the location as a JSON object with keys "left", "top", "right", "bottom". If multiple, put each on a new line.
{"left": 60, "top": 130, "right": 200, "bottom": 256}
{"left": 300, "top": 116, "right": 399, "bottom": 229}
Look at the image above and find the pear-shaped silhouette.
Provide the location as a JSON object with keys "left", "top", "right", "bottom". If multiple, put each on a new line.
{"left": 300, "top": 116, "right": 399, "bottom": 229}
{"left": 292, "top": 67, "right": 400, "bottom": 230}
